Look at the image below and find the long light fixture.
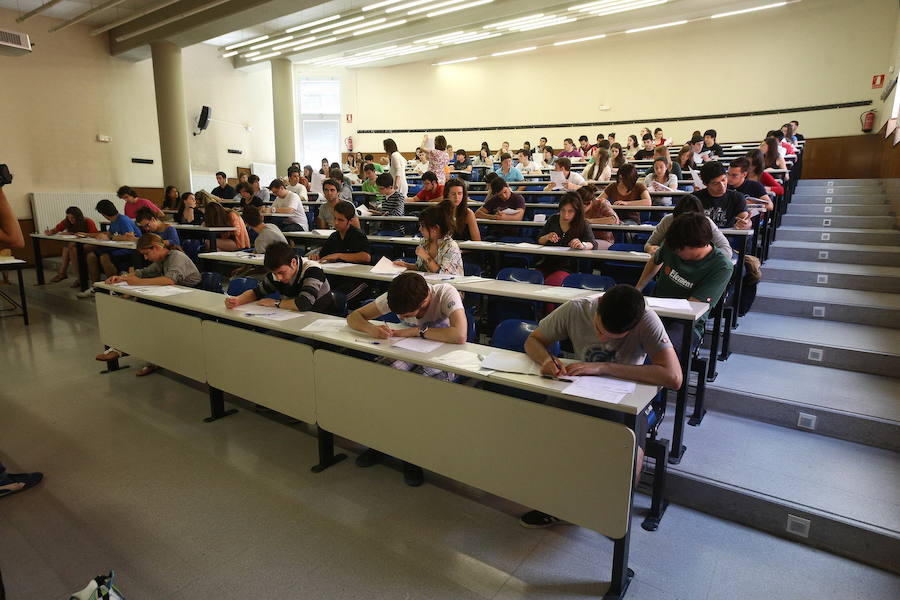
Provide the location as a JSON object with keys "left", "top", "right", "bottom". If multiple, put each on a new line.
{"left": 386, "top": 0, "right": 432, "bottom": 13}
{"left": 286, "top": 15, "right": 340, "bottom": 33}
{"left": 625, "top": 19, "right": 686, "bottom": 33}
{"left": 363, "top": 0, "right": 406, "bottom": 10}
{"left": 485, "top": 14, "right": 545, "bottom": 29}
{"left": 272, "top": 36, "right": 315, "bottom": 51}
{"left": 450, "top": 32, "right": 501, "bottom": 44}
{"left": 434, "top": 57, "right": 478, "bottom": 65}
{"left": 222, "top": 50, "right": 239, "bottom": 58}
{"left": 711, "top": 2, "right": 787, "bottom": 18}
{"left": 244, "top": 51, "right": 261, "bottom": 58}
{"left": 332, "top": 18, "right": 381, "bottom": 34}
{"left": 225, "top": 35, "right": 270, "bottom": 51}
{"left": 569, "top": 0, "right": 666, "bottom": 15}
{"left": 16, "top": 0, "right": 68, "bottom": 23}
{"left": 554, "top": 33, "right": 606, "bottom": 45}
{"left": 491, "top": 46, "right": 536, "bottom": 57}
{"left": 276, "top": 37, "right": 338, "bottom": 54}
{"left": 408, "top": 0, "right": 468, "bottom": 15}
{"left": 591, "top": 0, "right": 665, "bottom": 16}
{"left": 415, "top": 30, "right": 464, "bottom": 43}
{"left": 249, "top": 36, "right": 293, "bottom": 51}
{"left": 311, "top": 15, "right": 364, "bottom": 33}
{"left": 353, "top": 20, "right": 408, "bottom": 36}
{"left": 427, "top": 0, "right": 492, "bottom": 18}
{"left": 249, "top": 51, "right": 281, "bottom": 62}
{"left": 516, "top": 16, "right": 577, "bottom": 32}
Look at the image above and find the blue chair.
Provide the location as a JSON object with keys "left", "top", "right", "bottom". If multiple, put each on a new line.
{"left": 489, "top": 268, "right": 543, "bottom": 326}
{"left": 358, "top": 298, "right": 400, "bottom": 323}
{"left": 247, "top": 227, "right": 258, "bottom": 245}
{"left": 497, "top": 267, "right": 543, "bottom": 285}
{"left": 602, "top": 243, "right": 646, "bottom": 286}
{"left": 226, "top": 277, "right": 258, "bottom": 296}
{"left": 199, "top": 272, "right": 223, "bottom": 293}
{"left": 463, "top": 262, "right": 483, "bottom": 277}
{"left": 465, "top": 305, "right": 477, "bottom": 343}
{"left": 498, "top": 239, "right": 536, "bottom": 268}
{"left": 562, "top": 273, "right": 616, "bottom": 292}
{"left": 492, "top": 319, "right": 559, "bottom": 356}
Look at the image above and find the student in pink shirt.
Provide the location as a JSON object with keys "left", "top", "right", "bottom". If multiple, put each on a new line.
{"left": 117, "top": 185, "right": 164, "bottom": 220}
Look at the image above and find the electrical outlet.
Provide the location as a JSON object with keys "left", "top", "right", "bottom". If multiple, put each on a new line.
{"left": 818, "top": 251, "right": 829, "bottom": 260}
{"left": 822, "top": 219, "right": 831, "bottom": 227}
{"left": 812, "top": 306, "right": 826, "bottom": 318}
{"left": 786, "top": 514, "right": 811, "bottom": 537}
{"left": 797, "top": 412, "right": 817, "bottom": 430}
{"left": 808, "top": 348, "right": 824, "bottom": 362}
{"left": 817, "top": 274, "right": 829, "bottom": 284}
{"left": 821, "top": 233, "right": 831, "bottom": 241}
{"left": 96, "top": 134, "right": 111, "bottom": 143}
{"left": 824, "top": 206, "right": 833, "bottom": 213}
{"left": 825, "top": 197, "right": 833, "bottom": 203}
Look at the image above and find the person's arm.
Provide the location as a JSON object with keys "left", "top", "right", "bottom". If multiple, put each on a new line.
{"left": 0, "top": 188, "right": 24, "bottom": 249}
{"left": 586, "top": 195, "right": 620, "bottom": 225}
{"left": 348, "top": 300, "right": 395, "bottom": 339}
{"left": 126, "top": 274, "right": 176, "bottom": 286}
{"left": 466, "top": 210, "right": 481, "bottom": 241}
{"left": 644, "top": 217, "right": 668, "bottom": 253}
{"left": 225, "top": 288, "right": 260, "bottom": 309}
{"left": 615, "top": 188, "right": 652, "bottom": 206}
{"left": 635, "top": 257, "right": 662, "bottom": 292}
{"left": 525, "top": 330, "right": 568, "bottom": 376}
{"left": 323, "top": 250, "right": 370, "bottom": 264}
{"left": 496, "top": 207, "right": 525, "bottom": 221}
{"left": 711, "top": 225, "right": 734, "bottom": 258}
{"left": 316, "top": 215, "right": 326, "bottom": 229}
{"left": 474, "top": 204, "right": 493, "bottom": 219}
{"left": 537, "top": 219, "right": 559, "bottom": 245}
{"left": 396, "top": 309, "right": 467, "bottom": 344}
{"left": 566, "top": 346, "right": 682, "bottom": 389}
{"left": 284, "top": 266, "right": 328, "bottom": 311}
{"left": 576, "top": 222, "right": 598, "bottom": 250}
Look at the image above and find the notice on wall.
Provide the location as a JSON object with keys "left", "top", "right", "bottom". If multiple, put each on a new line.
{"left": 872, "top": 74, "right": 885, "bottom": 89}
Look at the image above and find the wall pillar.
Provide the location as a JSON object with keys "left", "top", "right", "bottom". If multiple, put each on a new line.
{"left": 271, "top": 58, "right": 298, "bottom": 174}
{"left": 150, "top": 41, "right": 191, "bottom": 192}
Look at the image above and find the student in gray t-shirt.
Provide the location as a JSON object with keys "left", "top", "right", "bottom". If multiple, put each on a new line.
{"left": 243, "top": 205, "right": 287, "bottom": 253}
{"left": 519, "top": 284, "right": 682, "bottom": 529}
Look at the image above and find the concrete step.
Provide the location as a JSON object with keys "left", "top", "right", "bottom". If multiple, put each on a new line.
{"left": 788, "top": 204, "right": 891, "bottom": 216}
{"left": 799, "top": 179, "right": 884, "bottom": 188}
{"left": 776, "top": 226, "right": 900, "bottom": 245}
{"left": 780, "top": 214, "right": 888, "bottom": 228}
{"left": 729, "top": 313, "right": 900, "bottom": 377}
{"left": 768, "top": 241, "right": 900, "bottom": 266}
{"left": 705, "top": 354, "right": 900, "bottom": 451}
{"left": 792, "top": 194, "right": 887, "bottom": 205}
{"left": 762, "top": 259, "right": 900, "bottom": 293}
{"left": 755, "top": 282, "right": 900, "bottom": 328}
{"left": 656, "top": 412, "right": 900, "bottom": 574}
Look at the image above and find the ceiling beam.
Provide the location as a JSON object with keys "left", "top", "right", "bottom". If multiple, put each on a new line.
{"left": 49, "top": 0, "right": 133, "bottom": 34}
{"left": 16, "top": 0, "right": 67, "bottom": 23}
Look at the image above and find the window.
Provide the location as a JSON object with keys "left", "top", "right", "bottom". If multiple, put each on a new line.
{"left": 297, "top": 79, "right": 341, "bottom": 167}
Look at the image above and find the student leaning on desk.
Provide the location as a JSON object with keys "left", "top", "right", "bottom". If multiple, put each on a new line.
{"left": 519, "top": 284, "right": 682, "bottom": 528}
{"left": 75, "top": 199, "right": 143, "bottom": 297}
{"left": 347, "top": 272, "right": 468, "bottom": 487}
{"left": 392, "top": 206, "right": 464, "bottom": 276}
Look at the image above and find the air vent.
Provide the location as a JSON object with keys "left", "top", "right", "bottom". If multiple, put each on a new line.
{"left": 0, "top": 29, "right": 32, "bottom": 56}
{"left": 786, "top": 514, "right": 811, "bottom": 537}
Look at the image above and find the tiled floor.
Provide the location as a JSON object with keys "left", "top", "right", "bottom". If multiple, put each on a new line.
{"left": 2, "top": 282, "right": 899, "bottom": 599}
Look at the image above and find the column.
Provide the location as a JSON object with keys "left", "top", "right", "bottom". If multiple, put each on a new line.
{"left": 150, "top": 41, "right": 191, "bottom": 193}
{"left": 271, "top": 58, "right": 298, "bottom": 174}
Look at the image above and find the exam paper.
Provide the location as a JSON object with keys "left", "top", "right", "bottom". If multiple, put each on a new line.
{"left": 500, "top": 208, "right": 520, "bottom": 215}
{"left": 322, "top": 262, "right": 356, "bottom": 269}
{"left": 392, "top": 337, "right": 443, "bottom": 353}
{"left": 561, "top": 376, "right": 635, "bottom": 404}
{"left": 440, "top": 350, "right": 492, "bottom": 374}
{"left": 514, "top": 242, "right": 542, "bottom": 248}
{"left": 111, "top": 283, "right": 193, "bottom": 297}
{"left": 371, "top": 256, "right": 407, "bottom": 274}
{"left": 647, "top": 297, "right": 692, "bottom": 310}
{"left": 481, "top": 352, "right": 541, "bottom": 376}
{"left": 533, "top": 214, "right": 547, "bottom": 222}
{"left": 549, "top": 170, "right": 565, "bottom": 185}
{"left": 312, "top": 229, "right": 333, "bottom": 236}
{"left": 240, "top": 307, "right": 301, "bottom": 321}
{"left": 423, "top": 273, "right": 455, "bottom": 281}
{"left": 301, "top": 319, "right": 347, "bottom": 332}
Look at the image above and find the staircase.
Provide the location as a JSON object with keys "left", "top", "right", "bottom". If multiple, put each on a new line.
{"left": 656, "top": 179, "right": 900, "bottom": 574}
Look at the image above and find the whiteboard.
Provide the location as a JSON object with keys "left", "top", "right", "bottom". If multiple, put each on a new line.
{"left": 251, "top": 162, "right": 277, "bottom": 185}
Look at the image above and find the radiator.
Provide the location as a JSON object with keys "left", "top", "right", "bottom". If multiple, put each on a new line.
{"left": 30, "top": 192, "right": 124, "bottom": 232}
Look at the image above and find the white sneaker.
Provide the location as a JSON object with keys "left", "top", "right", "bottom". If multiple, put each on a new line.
{"left": 75, "top": 289, "right": 95, "bottom": 299}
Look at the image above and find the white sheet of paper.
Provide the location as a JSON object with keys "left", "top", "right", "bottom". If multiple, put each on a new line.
{"left": 371, "top": 256, "right": 407, "bottom": 274}
{"left": 112, "top": 283, "right": 193, "bottom": 297}
{"left": 313, "top": 229, "right": 333, "bottom": 236}
{"left": 500, "top": 208, "right": 520, "bottom": 215}
{"left": 392, "top": 337, "right": 443, "bottom": 353}
{"left": 322, "top": 262, "right": 356, "bottom": 269}
{"left": 440, "top": 350, "right": 493, "bottom": 374}
{"left": 481, "top": 352, "right": 540, "bottom": 375}
{"left": 301, "top": 319, "right": 347, "bottom": 332}
{"left": 533, "top": 214, "right": 547, "bottom": 222}
{"left": 647, "top": 297, "right": 692, "bottom": 310}
{"left": 561, "top": 376, "right": 635, "bottom": 403}
{"left": 54, "top": 234, "right": 78, "bottom": 239}
{"left": 549, "top": 170, "right": 565, "bottom": 184}
{"left": 423, "top": 273, "right": 455, "bottom": 281}
{"left": 514, "top": 242, "right": 542, "bottom": 248}
{"left": 240, "top": 307, "right": 301, "bottom": 321}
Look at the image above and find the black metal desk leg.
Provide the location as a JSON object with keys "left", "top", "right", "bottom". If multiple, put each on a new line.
{"left": 76, "top": 244, "right": 89, "bottom": 291}
{"left": 204, "top": 386, "right": 238, "bottom": 423}
{"left": 732, "top": 243, "right": 746, "bottom": 329}
{"left": 669, "top": 324, "right": 692, "bottom": 464}
{"left": 311, "top": 426, "right": 348, "bottom": 473}
{"left": 32, "top": 236, "right": 45, "bottom": 285}
{"left": 209, "top": 232, "right": 218, "bottom": 252}
{"left": 606, "top": 533, "right": 634, "bottom": 599}
{"left": 641, "top": 437, "right": 670, "bottom": 532}
{"left": 16, "top": 268, "right": 28, "bottom": 326}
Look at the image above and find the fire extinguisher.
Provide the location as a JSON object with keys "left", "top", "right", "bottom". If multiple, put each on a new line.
{"left": 345, "top": 136, "right": 354, "bottom": 152}
{"left": 860, "top": 110, "right": 876, "bottom": 133}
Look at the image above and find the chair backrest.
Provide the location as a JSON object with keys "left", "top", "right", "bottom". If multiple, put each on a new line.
{"left": 200, "top": 272, "right": 223, "bottom": 293}
{"left": 465, "top": 305, "right": 477, "bottom": 343}
{"left": 358, "top": 298, "right": 400, "bottom": 323}
{"left": 609, "top": 243, "right": 646, "bottom": 253}
{"left": 491, "top": 319, "right": 559, "bottom": 356}
{"left": 562, "top": 273, "right": 616, "bottom": 292}
{"left": 376, "top": 229, "right": 405, "bottom": 237}
{"left": 463, "top": 262, "right": 483, "bottom": 277}
{"left": 497, "top": 267, "right": 544, "bottom": 285}
{"left": 226, "top": 277, "right": 258, "bottom": 296}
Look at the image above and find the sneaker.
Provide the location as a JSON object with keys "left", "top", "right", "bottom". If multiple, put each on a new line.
{"left": 355, "top": 448, "right": 385, "bottom": 468}
{"left": 403, "top": 462, "right": 424, "bottom": 487}
{"left": 519, "top": 510, "right": 561, "bottom": 528}
{"left": 0, "top": 472, "right": 43, "bottom": 498}
{"left": 75, "top": 289, "right": 95, "bottom": 299}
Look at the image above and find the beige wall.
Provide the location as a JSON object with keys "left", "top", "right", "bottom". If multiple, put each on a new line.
{"left": 0, "top": 8, "right": 275, "bottom": 217}
{"left": 346, "top": 0, "right": 898, "bottom": 153}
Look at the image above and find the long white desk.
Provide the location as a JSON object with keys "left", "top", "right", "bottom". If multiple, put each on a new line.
{"left": 92, "top": 280, "right": 658, "bottom": 596}
{"left": 30, "top": 233, "right": 136, "bottom": 291}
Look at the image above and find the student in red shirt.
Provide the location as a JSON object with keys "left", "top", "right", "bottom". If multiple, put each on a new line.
{"left": 117, "top": 185, "right": 164, "bottom": 220}
{"left": 745, "top": 149, "right": 784, "bottom": 195}
{"left": 410, "top": 171, "right": 444, "bottom": 202}
{"left": 44, "top": 206, "right": 99, "bottom": 284}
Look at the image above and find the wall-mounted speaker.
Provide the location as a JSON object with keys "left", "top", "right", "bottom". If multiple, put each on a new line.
{"left": 197, "top": 106, "right": 212, "bottom": 131}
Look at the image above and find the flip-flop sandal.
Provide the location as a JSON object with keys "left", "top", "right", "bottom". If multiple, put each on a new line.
{"left": 136, "top": 364, "right": 160, "bottom": 377}
{"left": 0, "top": 472, "right": 43, "bottom": 498}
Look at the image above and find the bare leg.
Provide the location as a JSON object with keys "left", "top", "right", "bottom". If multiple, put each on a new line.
{"left": 98, "top": 253, "right": 118, "bottom": 278}
{"left": 86, "top": 253, "right": 102, "bottom": 282}
{"left": 214, "top": 238, "right": 238, "bottom": 252}
{"left": 59, "top": 243, "right": 73, "bottom": 274}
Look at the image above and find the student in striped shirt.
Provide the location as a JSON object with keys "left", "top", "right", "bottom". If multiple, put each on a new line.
{"left": 376, "top": 172, "right": 405, "bottom": 234}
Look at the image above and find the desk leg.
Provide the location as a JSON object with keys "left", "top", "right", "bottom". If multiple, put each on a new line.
{"left": 32, "top": 236, "right": 45, "bottom": 285}
{"left": 209, "top": 232, "right": 218, "bottom": 252}
{"left": 669, "top": 325, "right": 692, "bottom": 465}
{"left": 16, "top": 268, "right": 28, "bottom": 326}
{"left": 203, "top": 386, "right": 238, "bottom": 423}
{"left": 641, "top": 436, "right": 670, "bottom": 532}
{"left": 719, "top": 307, "right": 734, "bottom": 361}
{"left": 75, "top": 244, "right": 89, "bottom": 291}
{"left": 732, "top": 243, "right": 746, "bottom": 329}
{"left": 311, "top": 426, "right": 348, "bottom": 473}
{"left": 100, "top": 356, "right": 128, "bottom": 374}
{"left": 706, "top": 298, "right": 723, "bottom": 382}
{"left": 606, "top": 531, "right": 634, "bottom": 599}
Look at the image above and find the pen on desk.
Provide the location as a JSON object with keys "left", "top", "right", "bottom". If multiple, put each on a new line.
{"left": 354, "top": 338, "right": 381, "bottom": 345}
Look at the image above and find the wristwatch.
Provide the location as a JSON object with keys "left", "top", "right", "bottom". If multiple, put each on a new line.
{"left": 274, "top": 300, "right": 281, "bottom": 308}
{"left": 419, "top": 326, "right": 428, "bottom": 339}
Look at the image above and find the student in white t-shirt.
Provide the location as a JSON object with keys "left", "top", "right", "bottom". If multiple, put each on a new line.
{"left": 284, "top": 169, "right": 309, "bottom": 200}
{"left": 268, "top": 179, "right": 308, "bottom": 232}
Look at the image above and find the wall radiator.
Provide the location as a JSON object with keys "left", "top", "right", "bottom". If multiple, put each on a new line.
{"left": 30, "top": 192, "right": 124, "bottom": 233}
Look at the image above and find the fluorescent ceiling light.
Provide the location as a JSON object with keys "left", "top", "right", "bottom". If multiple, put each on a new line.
{"left": 428, "top": 0, "right": 492, "bottom": 17}
{"left": 243, "top": 51, "right": 261, "bottom": 58}
{"left": 415, "top": 30, "right": 464, "bottom": 43}
{"left": 590, "top": 0, "right": 666, "bottom": 16}
{"left": 363, "top": 0, "right": 406, "bottom": 10}
{"left": 386, "top": 0, "right": 431, "bottom": 13}
{"left": 272, "top": 36, "right": 315, "bottom": 51}
{"left": 225, "top": 35, "right": 269, "bottom": 50}
{"left": 312, "top": 15, "right": 364, "bottom": 33}
{"left": 571, "top": 0, "right": 666, "bottom": 14}
{"left": 450, "top": 32, "right": 502, "bottom": 44}
{"left": 434, "top": 57, "right": 478, "bottom": 65}
{"left": 249, "top": 52, "right": 281, "bottom": 62}
{"left": 249, "top": 35, "right": 293, "bottom": 50}
{"left": 625, "top": 19, "right": 687, "bottom": 33}
{"left": 514, "top": 16, "right": 576, "bottom": 32}
{"left": 711, "top": 2, "right": 786, "bottom": 18}
{"left": 221, "top": 50, "right": 239, "bottom": 58}
{"left": 353, "top": 20, "right": 407, "bottom": 35}
{"left": 553, "top": 33, "right": 606, "bottom": 45}
{"left": 485, "top": 14, "right": 544, "bottom": 29}
{"left": 491, "top": 46, "right": 536, "bottom": 56}
{"left": 408, "top": 0, "right": 467, "bottom": 15}
{"left": 334, "top": 18, "right": 384, "bottom": 34}
{"left": 279, "top": 37, "right": 338, "bottom": 53}
{"left": 286, "top": 15, "right": 340, "bottom": 33}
